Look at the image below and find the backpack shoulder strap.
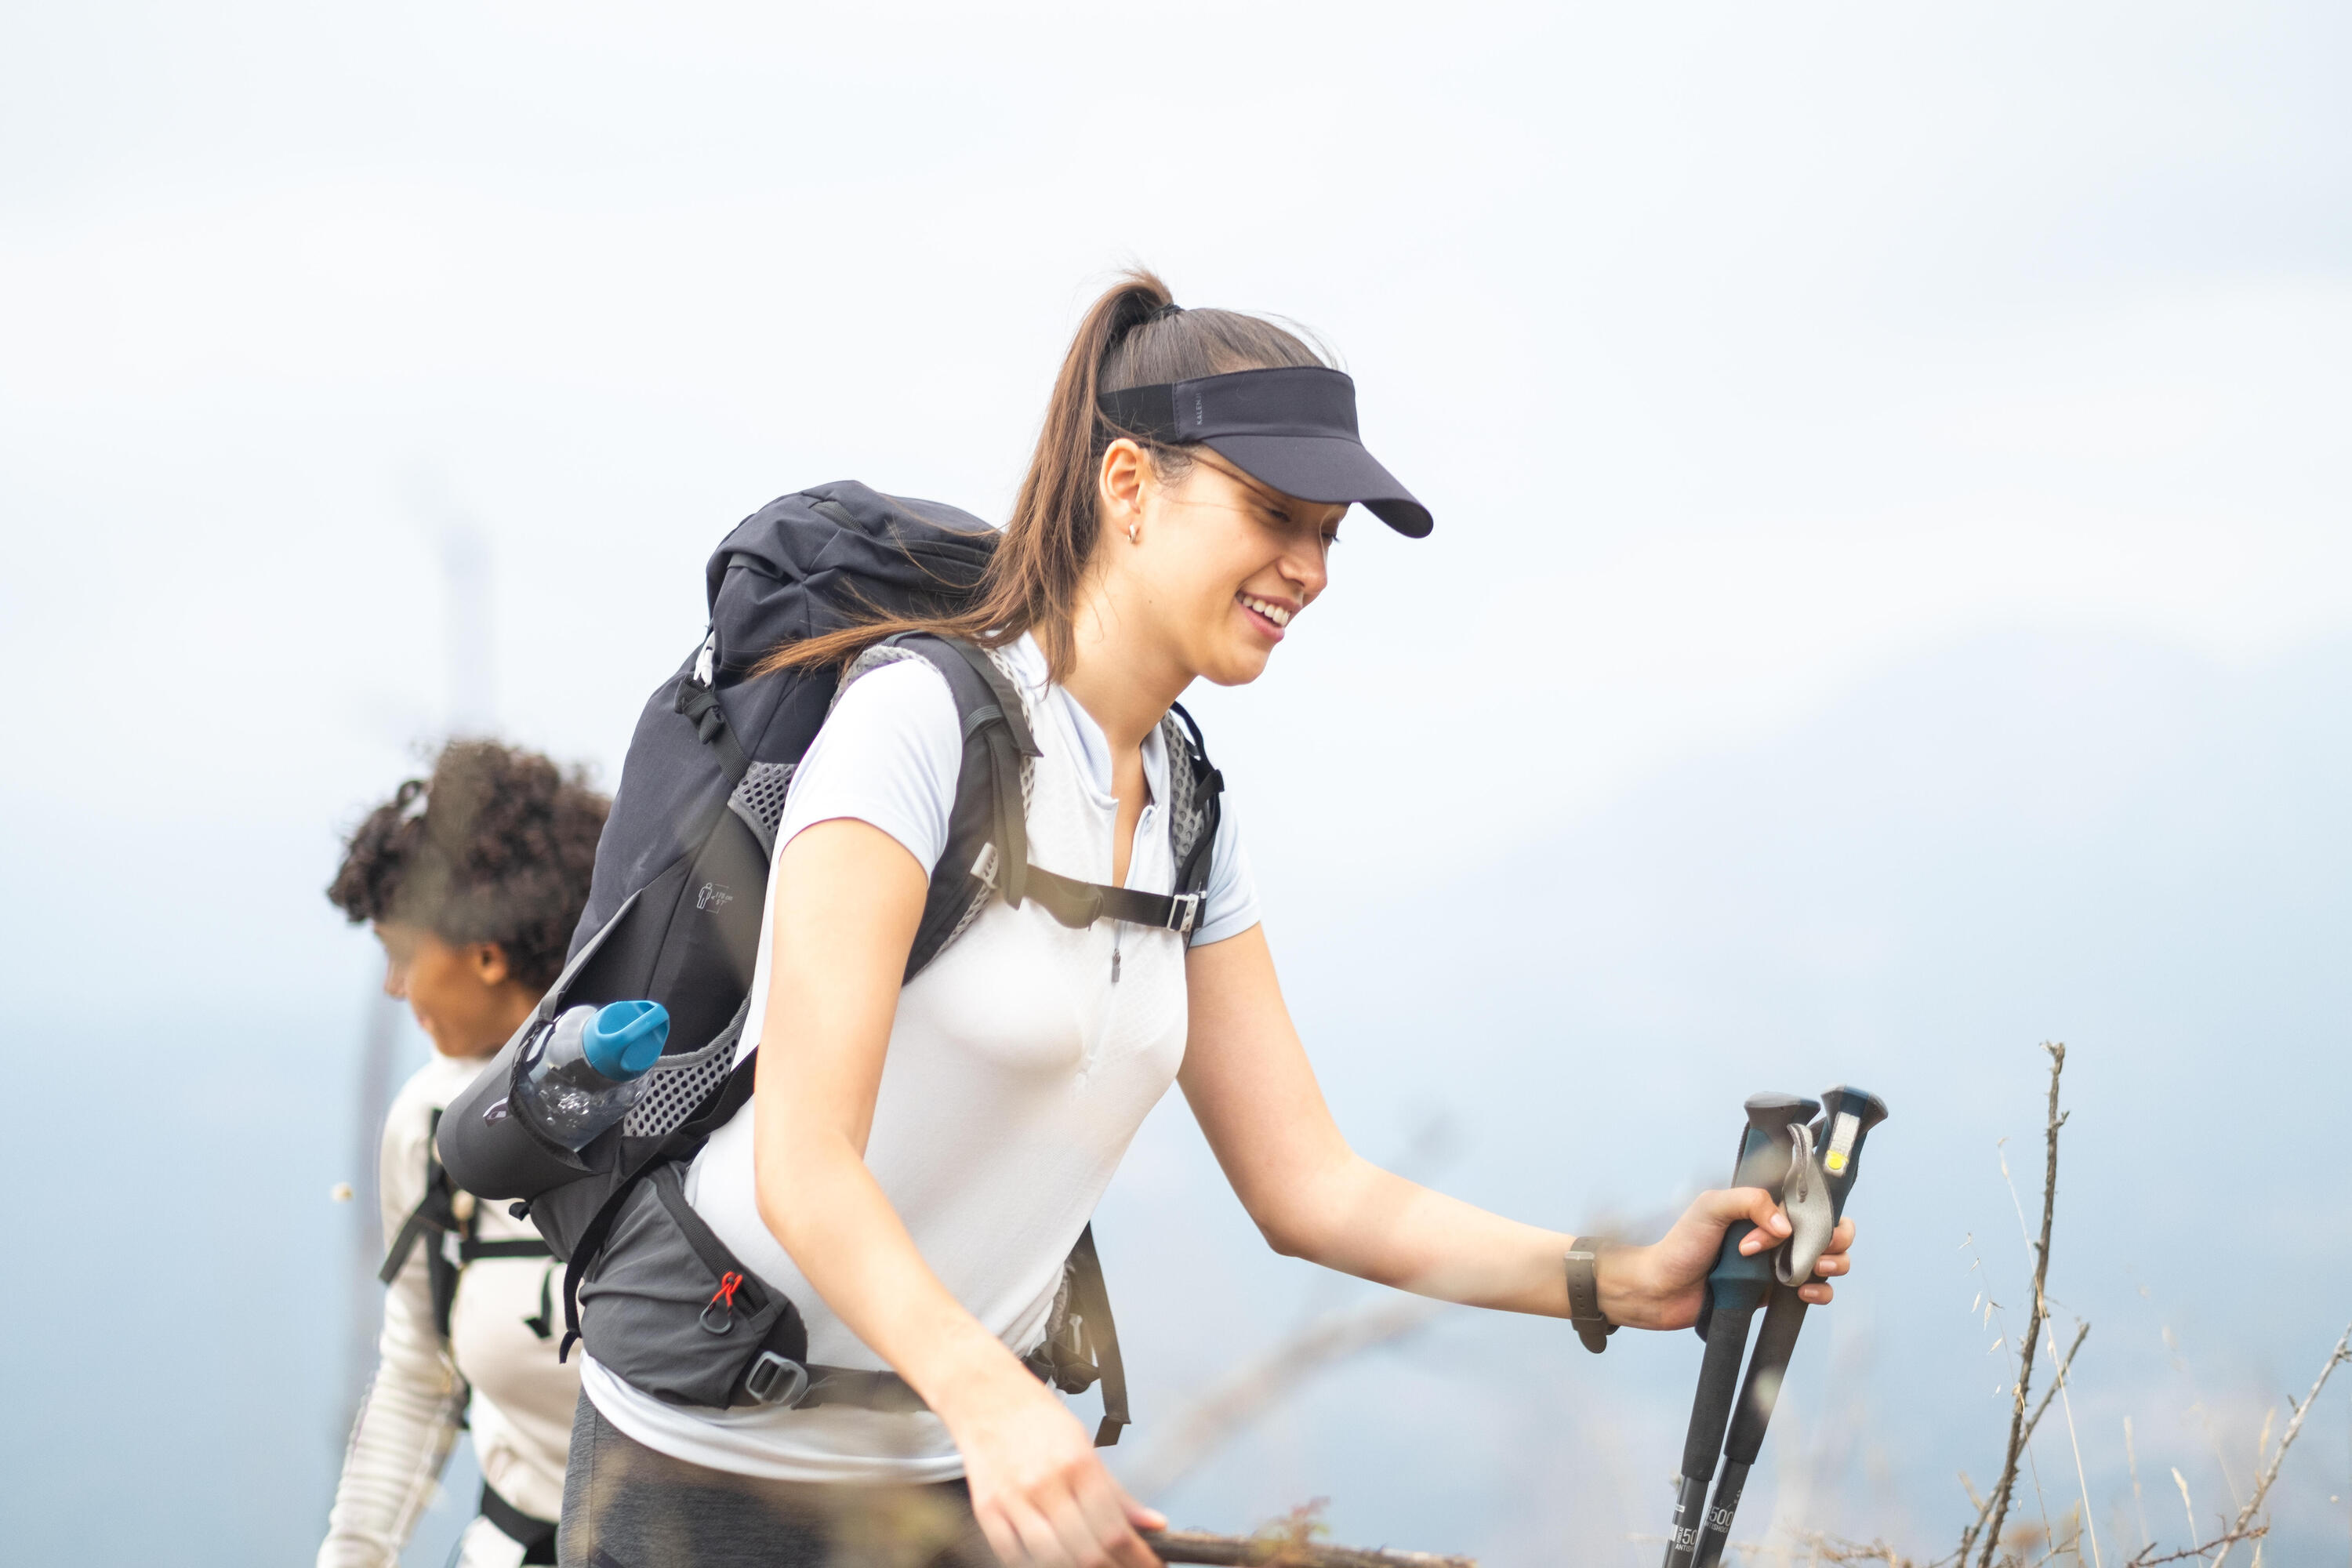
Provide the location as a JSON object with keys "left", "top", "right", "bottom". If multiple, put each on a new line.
{"left": 1163, "top": 700, "right": 1222, "bottom": 902}
{"left": 377, "top": 1195, "right": 440, "bottom": 1289}
{"left": 894, "top": 636, "right": 1214, "bottom": 947}
{"left": 376, "top": 1109, "right": 468, "bottom": 1339}
{"left": 886, "top": 634, "right": 1039, "bottom": 979}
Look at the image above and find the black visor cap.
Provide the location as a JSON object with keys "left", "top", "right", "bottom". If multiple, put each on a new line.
{"left": 1097, "top": 365, "right": 1432, "bottom": 538}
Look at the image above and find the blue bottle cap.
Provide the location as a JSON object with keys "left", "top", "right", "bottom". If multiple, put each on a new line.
{"left": 583, "top": 1000, "right": 670, "bottom": 1080}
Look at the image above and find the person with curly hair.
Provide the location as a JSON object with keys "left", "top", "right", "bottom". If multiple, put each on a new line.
{"left": 318, "top": 739, "right": 609, "bottom": 1568}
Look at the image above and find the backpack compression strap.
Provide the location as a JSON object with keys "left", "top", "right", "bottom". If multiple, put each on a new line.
{"left": 1065, "top": 1225, "right": 1131, "bottom": 1446}
{"left": 673, "top": 631, "right": 753, "bottom": 788}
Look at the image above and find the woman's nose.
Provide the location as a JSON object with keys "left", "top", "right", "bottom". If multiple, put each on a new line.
{"left": 382, "top": 961, "right": 407, "bottom": 999}
{"left": 1287, "top": 542, "right": 1329, "bottom": 603}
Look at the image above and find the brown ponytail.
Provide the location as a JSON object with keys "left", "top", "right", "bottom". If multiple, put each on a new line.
{"left": 757, "top": 268, "right": 1327, "bottom": 681}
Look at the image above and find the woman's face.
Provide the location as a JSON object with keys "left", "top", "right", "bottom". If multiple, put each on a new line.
{"left": 373, "top": 921, "right": 532, "bottom": 1058}
{"left": 1125, "top": 445, "right": 1347, "bottom": 688}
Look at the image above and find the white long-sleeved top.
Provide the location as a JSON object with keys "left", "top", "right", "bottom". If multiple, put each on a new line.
{"left": 318, "top": 1051, "right": 581, "bottom": 1568}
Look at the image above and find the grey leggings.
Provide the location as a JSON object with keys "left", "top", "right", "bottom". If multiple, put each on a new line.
{"left": 558, "top": 1394, "right": 992, "bottom": 1568}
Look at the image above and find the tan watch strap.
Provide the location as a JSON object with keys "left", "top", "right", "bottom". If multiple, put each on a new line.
{"left": 1565, "top": 1245, "right": 1617, "bottom": 1353}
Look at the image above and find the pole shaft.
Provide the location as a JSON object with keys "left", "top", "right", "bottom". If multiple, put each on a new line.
{"left": 1690, "top": 1461, "right": 1750, "bottom": 1568}
{"left": 1725, "top": 1287, "right": 1808, "bottom": 1464}
{"left": 1667, "top": 1301, "right": 1759, "bottom": 1568}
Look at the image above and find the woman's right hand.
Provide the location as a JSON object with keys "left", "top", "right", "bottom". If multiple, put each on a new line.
{"left": 941, "top": 1361, "right": 1166, "bottom": 1568}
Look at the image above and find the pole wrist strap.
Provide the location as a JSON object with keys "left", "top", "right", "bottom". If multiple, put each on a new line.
{"left": 1565, "top": 1246, "right": 1617, "bottom": 1354}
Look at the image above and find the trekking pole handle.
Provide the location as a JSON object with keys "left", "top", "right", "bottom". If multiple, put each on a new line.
{"left": 1814, "top": 1084, "right": 1889, "bottom": 1226}
{"left": 1699, "top": 1093, "right": 1822, "bottom": 1327}
{"left": 1732, "top": 1092, "right": 1820, "bottom": 1191}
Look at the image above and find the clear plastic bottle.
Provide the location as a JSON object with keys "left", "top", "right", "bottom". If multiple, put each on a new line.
{"left": 509, "top": 1000, "right": 670, "bottom": 1150}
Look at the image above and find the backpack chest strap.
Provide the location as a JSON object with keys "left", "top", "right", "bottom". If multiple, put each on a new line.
{"left": 1022, "top": 865, "right": 1204, "bottom": 937}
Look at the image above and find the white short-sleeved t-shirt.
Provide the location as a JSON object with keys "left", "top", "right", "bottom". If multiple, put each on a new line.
{"left": 580, "top": 633, "right": 1258, "bottom": 1482}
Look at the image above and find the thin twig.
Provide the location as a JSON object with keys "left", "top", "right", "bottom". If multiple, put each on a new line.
{"left": 1957, "top": 1321, "right": 2091, "bottom": 1563}
{"left": 1146, "top": 1530, "right": 1475, "bottom": 1568}
{"left": 2122, "top": 1524, "right": 2270, "bottom": 1566}
{"left": 1975, "top": 1043, "right": 2068, "bottom": 1568}
{"left": 2209, "top": 1320, "right": 2352, "bottom": 1568}
{"left": 2023, "top": 1326, "right": 2092, "bottom": 1459}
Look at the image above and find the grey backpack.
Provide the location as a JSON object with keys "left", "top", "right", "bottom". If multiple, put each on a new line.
{"left": 437, "top": 482, "right": 1222, "bottom": 1445}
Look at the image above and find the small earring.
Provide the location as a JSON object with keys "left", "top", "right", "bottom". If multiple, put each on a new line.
{"left": 1127, "top": 522, "right": 1140, "bottom": 545}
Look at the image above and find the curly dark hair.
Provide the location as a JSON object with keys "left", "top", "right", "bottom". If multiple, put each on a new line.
{"left": 328, "top": 739, "right": 611, "bottom": 990}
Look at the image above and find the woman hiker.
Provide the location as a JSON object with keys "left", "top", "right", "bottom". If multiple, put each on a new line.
{"left": 558, "top": 272, "right": 1858, "bottom": 1568}
{"left": 320, "top": 740, "right": 609, "bottom": 1568}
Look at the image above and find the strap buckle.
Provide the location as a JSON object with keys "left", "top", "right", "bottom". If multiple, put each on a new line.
{"left": 1164, "top": 891, "right": 1203, "bottom": 936}
{"left": 742, "top": 1350, "right": 811, "bottom": 1408}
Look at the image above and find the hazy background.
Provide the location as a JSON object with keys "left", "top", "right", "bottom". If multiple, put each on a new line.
{"left": 3, "top": 2, "right": 2347, "bottom": 1563}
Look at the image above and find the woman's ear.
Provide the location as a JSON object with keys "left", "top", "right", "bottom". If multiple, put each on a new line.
{"left": 467, "top": 942, "right": 514, "bottom": 988}
{"left": 1098, "top": 437, "right": 1147, "bottom": 525}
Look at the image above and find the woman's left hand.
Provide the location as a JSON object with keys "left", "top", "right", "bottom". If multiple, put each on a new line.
{"left": 1595, "top": 1189, "right": 1856, "bottom": 1330}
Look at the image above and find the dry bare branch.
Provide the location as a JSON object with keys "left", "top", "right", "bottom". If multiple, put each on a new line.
{"left": 2206, "top": 1319, "right": 2352, "bottom": 1567}
{"left": 2021, "top": 1325, "right": 2090, "bottom": 1458}
{"left": 1951, "top": 1321, "right": 2090, "bottom": 1566}
{"left": 1805, "top": 1535, "right": 1924, "bottom": 1566}
{"left": 1971, "top": 1043, "right": 2069, "bottom": 1568}
{"left": 1146, "top": 1529, "right": 1475, "bottom": 1568}
{"left": 2122, "top": 1524, "right": 2270, "bottom": 1566}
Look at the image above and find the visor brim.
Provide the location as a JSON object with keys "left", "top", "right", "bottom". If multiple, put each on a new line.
{"left": 1200, "top": 434, "right": 1434, "bottom": 539}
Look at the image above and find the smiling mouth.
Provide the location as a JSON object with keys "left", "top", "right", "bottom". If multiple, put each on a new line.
{"left": 1239, "top": 593, "right": 1294, "bottom": 632}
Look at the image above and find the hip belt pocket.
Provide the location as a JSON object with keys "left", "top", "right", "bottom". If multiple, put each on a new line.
{"left": 575, "top": 1162, "right": 809, "bottom": 1410}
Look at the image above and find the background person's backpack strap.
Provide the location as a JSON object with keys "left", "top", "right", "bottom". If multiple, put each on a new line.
{"left": 379, "top": 1109, "right": 554, "bottom": 1343}
{"left": 379, "top": 1108, "right": 466, "bottom": 1340}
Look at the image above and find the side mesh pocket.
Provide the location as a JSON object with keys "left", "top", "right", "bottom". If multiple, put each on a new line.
{"left": 575, "top": 1162, "right": 810, "bottom": 1410}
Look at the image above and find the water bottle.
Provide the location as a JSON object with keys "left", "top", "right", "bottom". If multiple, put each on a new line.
{"left": 506, "top": 1000, "right": 670, "bottom": 1150}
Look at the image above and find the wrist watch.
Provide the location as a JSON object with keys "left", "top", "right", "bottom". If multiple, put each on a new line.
{"left": 1564, "top": 1243, "right": 1616, "bottom": 1354}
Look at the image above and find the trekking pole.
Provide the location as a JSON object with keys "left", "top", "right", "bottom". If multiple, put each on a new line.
{"left": 1661, "top": 1092, "right": 1820, "bottom": 1568}
{"left": 1688, "top": 1086, "right": 1889, "bottom": 1568}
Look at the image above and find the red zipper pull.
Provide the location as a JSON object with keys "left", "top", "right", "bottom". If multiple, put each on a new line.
{"left": 700, "top": 1270, "right": 746, "bottom": 1334}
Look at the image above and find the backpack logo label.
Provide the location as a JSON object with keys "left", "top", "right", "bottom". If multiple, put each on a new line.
{"left": 697, "top": 881, "right": 735, "bottom": 911}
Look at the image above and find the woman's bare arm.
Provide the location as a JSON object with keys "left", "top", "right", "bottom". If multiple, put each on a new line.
{"left": 752, "top": 818, "right": 1162, "bottom": 1568}
{"left": 1178, "top": 926, "right": 1852, "bottom": 1328}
